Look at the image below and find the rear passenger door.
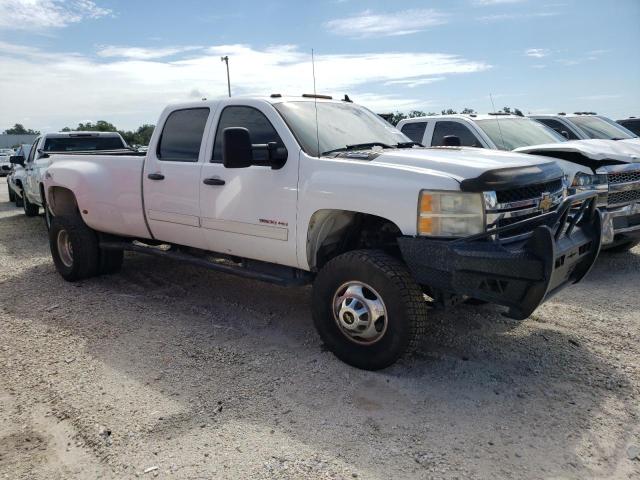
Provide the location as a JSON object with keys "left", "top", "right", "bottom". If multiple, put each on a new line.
{"left": 142, "top": 107, "right": 213, "bottom": 249}
{"left": 431, "top": 121, "right": 484, "bottom": 147}
{"left": 400, "top": 121, "right": 428, "bottom": 144}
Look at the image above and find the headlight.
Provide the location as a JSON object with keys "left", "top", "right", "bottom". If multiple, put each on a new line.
{"left": 571, "top": 172, "right": 607, "bottom": 189}
{"left": 418, "top": 191, "right": 484, "bottom": 237}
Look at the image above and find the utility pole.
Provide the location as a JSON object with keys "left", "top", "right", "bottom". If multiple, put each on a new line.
{"left": 220, "top": 56, "right": 231, "bottom": 97}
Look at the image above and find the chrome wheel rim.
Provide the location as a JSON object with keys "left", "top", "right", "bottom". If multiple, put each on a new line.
{"left": 332, "top": 281, "right": 388, "bottom": 345}
{"left": 57, "top": 230, "right": 73, "bottom": 268}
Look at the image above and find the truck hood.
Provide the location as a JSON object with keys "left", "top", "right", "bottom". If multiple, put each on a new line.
{"left": 514, "top": 139, "right": 640, "bottom": 168}
{"left": 348, "top": 146, "right": 556, "bottom": 183}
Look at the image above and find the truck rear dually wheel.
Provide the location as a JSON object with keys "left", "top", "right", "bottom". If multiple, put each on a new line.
{"left": 312, "top": 250, "right": 427, "bottom": 370}
{"left": 49, "top": 216, "right": 99, "bottom": 281}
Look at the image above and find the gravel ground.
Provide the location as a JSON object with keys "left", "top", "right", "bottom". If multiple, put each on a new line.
{"left": 1, "top": 186, "right": 639, "bottom": 480}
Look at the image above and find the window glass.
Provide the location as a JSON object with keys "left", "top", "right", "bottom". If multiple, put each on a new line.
{"left": 617, "top": 119, "right": 640, "bottom": 136}
{"left": 536, "top": 119, "right": 580, "bottom": 140}
{"left": 569, "top": 116, "right": 636, "bottom": 140}
{"left": 158, "top": 108, "right": 210, "bottom": 162}
{"left": 400, "top": 122, "right": 427, "bottom": 143}
{"left": 43, "top": 136, "right": 126, "bottom": 151}
{"left": 431, "top": 121, "right": 483, "bottom": 147}
{"left": 212, "top": 106, "right": 285, "bottom": 163}
{"left": 27, "top": 138, "right": 39, "bottom": 163}
{"left": 475, "top": 118, "right": 565, "bottom": 150}
{"left": 273, "top": 101, "right": 409, "bottom": 157}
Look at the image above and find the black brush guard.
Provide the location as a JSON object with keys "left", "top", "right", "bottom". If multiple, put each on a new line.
{"left": 398, "top": 191, "right": 602, "bottom": 320}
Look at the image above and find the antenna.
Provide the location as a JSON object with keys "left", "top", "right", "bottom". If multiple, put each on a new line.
{"left": 489, "top": 93, "right": 506, "bottom": 150}
{"left": 312, "top": 48, "right": 320, "bottom": 157}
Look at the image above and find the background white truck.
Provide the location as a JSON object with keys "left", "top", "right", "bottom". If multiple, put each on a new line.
{"left": 397, "top": 113, "right": 640, "bottom": 251}
{"left": 43, "top": 96, "right": 601, "bottom": 369}
{"left": 6, "top": 143, "right": 30, "bottom": 206}
{"left": 10, "top": 131, "right": 129, "bottom": 224}
{"left": 531, "top": 113, "right": 640, "bottom": 146}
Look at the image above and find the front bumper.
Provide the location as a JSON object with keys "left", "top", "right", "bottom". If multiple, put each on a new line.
{"left": 398, "top": 191, "right": 601, "bottom": 320}
{"left": 601, "top": 203, "right": 640, "bottom": 244}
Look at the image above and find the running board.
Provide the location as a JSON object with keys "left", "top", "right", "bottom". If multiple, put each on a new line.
{"left": 99, "top": 240, "right": 312, "bottom": 287}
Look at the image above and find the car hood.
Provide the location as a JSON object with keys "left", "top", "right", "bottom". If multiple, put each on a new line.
{"left": 346, "top": 146, "right": 556, "bottom": 182}
{"left": 514, "top": 139, "right": 640, "bottom": 165}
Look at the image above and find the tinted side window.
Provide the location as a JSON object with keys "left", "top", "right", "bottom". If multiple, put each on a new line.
{"left": 27, "top": 138, "right": 40, "bottom": 163}
{"left": 536, "top": 119, "right": 579, "bottom": 140}
{"left": 431, "top": 121, "right": 482, "bottom": 147}
{"left": 400, "top": 122, "right": 427, "bottom": 143}
{"left": 157, "top": 108, "right": 209, "bottom": 162}
{"left": 617, "top": 119, "right": 640, "bottom": 136}
{"left": 212, "top": 106, "right": 285, "bottom": 163}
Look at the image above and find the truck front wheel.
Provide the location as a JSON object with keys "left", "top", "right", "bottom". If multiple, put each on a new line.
{"left": 23, "top": 194, "right": 39, "bottom": 217}
{"left": 49, "top": 216, "right": 99, "bottom": 281}
{"left": 8, "top": 183, "right": 15, "bottom": 202}
{"left": 312, "top": 250, "right": 427, "bottom": 370}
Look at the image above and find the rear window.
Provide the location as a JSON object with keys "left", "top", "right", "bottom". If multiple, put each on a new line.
{"left": 158, "top": 108, "right": 210, "bottom": 162}
{"left": 43, "top": 136, "right": 126, "bottom": 152}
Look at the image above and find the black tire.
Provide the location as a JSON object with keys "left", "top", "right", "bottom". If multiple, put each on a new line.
{"left": 8, "top": 183, "right": 15, "bottom": 202}
{"left": 49, "top": 215, "right": 99, "bottom": 281}
{"left": 604, "top": 239, "right": 639, "bottom": 253}
{"left": 15, "top": 194, "right": 24, "bottom": 207}
{"left": 99, "top": 248, "right": 124, "bottom": 275}
{"left": 312, "top": 250, "right": 427, "bottom": 370}
{"left": 23, "top": 194, "right": 39, "bottom": 217}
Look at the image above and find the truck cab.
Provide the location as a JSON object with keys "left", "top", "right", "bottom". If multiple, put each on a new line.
{"left": 397, "top": 114, "right": 640, "bottom": 250}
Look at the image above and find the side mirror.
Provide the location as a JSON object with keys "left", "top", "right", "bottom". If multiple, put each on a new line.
{"left": 222, "top": 127, "right": 288, "bottom": 169}
{"left": 9, "top": 155, "right": 25, "bottom": 166}
{"left": 222, "top": 127, "right": 253, "bottom": 169}
{"left": 560, "top": 130, "right": 570, "bottom": 140}
{"left": 442, "top": 135, "right": 461, "bottom": 147}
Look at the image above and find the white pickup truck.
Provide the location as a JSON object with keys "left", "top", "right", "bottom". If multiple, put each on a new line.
{"left": 11, "top": 131, "right": 129, "bottom": 224}
{"left": 397, "top": 114, "right": 640, "bottom": 251}
{"left": 530, "top": 113, "right": 640, "bottom": 147}
{"left": 43, "top": 96, "right": 602, "bottom": 369}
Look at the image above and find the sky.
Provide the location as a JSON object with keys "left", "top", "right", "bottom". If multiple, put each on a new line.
{"left": 0, "top": 0, "right": 638, "bottom": 132}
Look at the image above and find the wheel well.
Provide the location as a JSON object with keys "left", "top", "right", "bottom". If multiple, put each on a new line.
{"left": 15, "top": 179, "right": 22, "bottom": 188}
{"left": 307, "top": 210, "right": 403, "bottom": 271}
{"left": 48, "top": 187, "right": 79, "bottom": 216}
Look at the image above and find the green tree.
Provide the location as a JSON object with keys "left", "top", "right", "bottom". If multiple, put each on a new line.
{"left": 461, "top": 108, "right": 476, "bottom": 114}
{"left": 3, "top": 123, "right": 40, "bottom": 135}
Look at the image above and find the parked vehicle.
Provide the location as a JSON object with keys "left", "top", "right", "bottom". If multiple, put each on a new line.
{"left": 0, "top": 148, "right": 15, "bottom": 177}
{"left": 397, "top": 113, "right": 640, "bottom": 251}
{"left": 43, "top": 96, "right": 601, "bottom": 369}
{"left": 617, "top": 117, "right": 640, "bottom": 137}
{"left": 530, "top": 113, "right": 640, "bottom": 147}
{"left": 11, "top": 131, "right": 129, "bottom": 225}
{"left": 6, "top": 144, "right": 31, "bottom": 206}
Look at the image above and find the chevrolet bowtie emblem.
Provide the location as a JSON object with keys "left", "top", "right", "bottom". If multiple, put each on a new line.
{"left": 539, "top": 192, "right": 552, "bottom": 211}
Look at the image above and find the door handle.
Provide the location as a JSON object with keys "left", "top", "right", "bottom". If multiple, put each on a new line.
{"left": 203, "top": 177, "right": 226, "bottom": 186}
{"left": 147, "top": 173, "right": 165, "bottom": 180}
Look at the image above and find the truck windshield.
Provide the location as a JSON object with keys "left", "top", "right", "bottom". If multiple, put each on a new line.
{"left": 475, "top": 118, "right": 566, "bottom": 150}
{"left": 273, "top": 101, "right": 410, "bottom": 157}
{"left": 43, "top": 136, "right": 126, "bottom": 152}
{"left": 569, "top": 116, "right": 637, "bottom": 140}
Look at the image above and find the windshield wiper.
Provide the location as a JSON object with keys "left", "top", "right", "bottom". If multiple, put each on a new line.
{"left": 396, "top": 141, "right": 423, "bottom": 148}
{"left": 322, "top": 142, "right": 394, "bottom": 156}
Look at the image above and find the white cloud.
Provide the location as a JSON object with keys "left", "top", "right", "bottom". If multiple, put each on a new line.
{"left": 0, "top": 0, "right": 111, "bottom": 30}
{"left": 97, "top": 45, "right": 204, "bottom": 60}
{"left": 473, "top": 0, "right": 526, "bottom": 5}
{"left": 525, "top": 48, "right": 549, "bottom": 58}
{"left": 384, "top": 77, "right": 446, "bottom": 88}
{"left": 324, "top": 9, "right": 447, "bottom": 37}
{"left": 0, "top": 42, "right": 491, "bottom": 130}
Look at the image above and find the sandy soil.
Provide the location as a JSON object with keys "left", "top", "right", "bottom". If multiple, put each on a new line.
{"left": 1, "top": 186, "right": 639, "bottom": 479}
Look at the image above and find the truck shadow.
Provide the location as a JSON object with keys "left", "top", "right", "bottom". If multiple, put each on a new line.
{"left": 2, "top": 248, "right": 638, "bottom": 479}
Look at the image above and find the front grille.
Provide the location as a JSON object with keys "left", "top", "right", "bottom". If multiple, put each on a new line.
{"left": 496, "top": 211, "right": 552, "bottom": 240}
{"left": 608, "top": 170, "right": 640, "bottom": 184}
{"left": 496, "top": 179, "right": 563, "bottom": 204}
{"left": 608, "top": 190, "right": 640, "bottom": 206}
